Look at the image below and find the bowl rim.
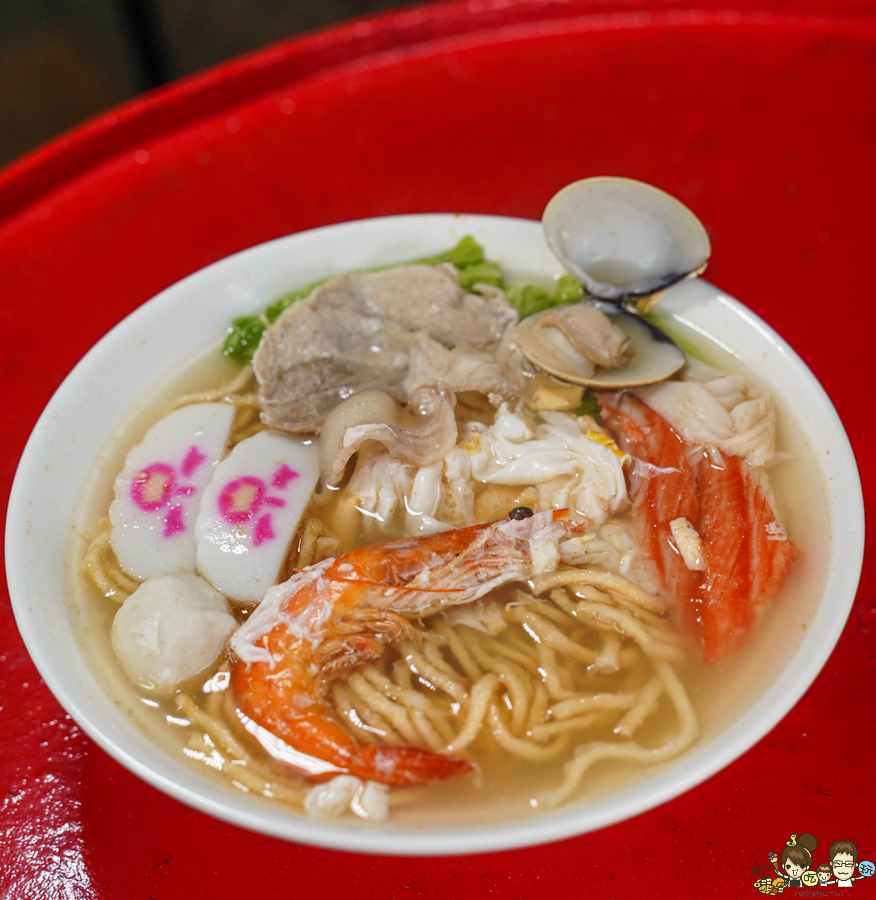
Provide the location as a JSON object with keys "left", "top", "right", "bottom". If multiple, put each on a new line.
{"left": 4, "top": 213, "right": 865, "bottom": 855}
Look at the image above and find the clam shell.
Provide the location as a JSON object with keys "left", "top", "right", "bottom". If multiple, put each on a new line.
{"left": 514, "top": 300, "right": 686, "bottom": 389}
{"left": 543, "top": 177, "right": 711, "bottom": 301}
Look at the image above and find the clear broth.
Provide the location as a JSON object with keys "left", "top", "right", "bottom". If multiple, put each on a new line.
{"left": 64, "top": 324, "right": 827, "bottom": 828}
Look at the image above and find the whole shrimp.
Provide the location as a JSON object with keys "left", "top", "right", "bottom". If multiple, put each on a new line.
{"left": 230, "top": 508, "right": 580, "bottom": 785}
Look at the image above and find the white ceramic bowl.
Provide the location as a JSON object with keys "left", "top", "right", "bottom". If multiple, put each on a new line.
{"left": 5, "top": 215, "right": 864, "bottom": 855}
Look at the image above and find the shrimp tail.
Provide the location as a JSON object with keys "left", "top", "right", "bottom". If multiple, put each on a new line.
{"left": 232, "top": 608, "right": 474, "bottom": 786}
{"left": 235, "top": 679, "right": 474, "bottom": 786}
{"left": 349, "top": 744, "right": 476, "bottom": 786}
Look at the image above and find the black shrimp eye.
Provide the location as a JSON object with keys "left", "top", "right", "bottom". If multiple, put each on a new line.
{"left": 508, "top": 506, "right": 534, "bottom": 520}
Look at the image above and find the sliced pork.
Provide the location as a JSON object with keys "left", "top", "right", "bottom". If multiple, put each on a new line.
{"left": 254, "top": 265, "right": 518, "bottom": 433}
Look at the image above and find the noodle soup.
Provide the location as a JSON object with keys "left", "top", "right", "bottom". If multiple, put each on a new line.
{"left": 70, "top": 239, "right": 817, "bottom": 829}
{"left": 8, "top": 214, "right": 856, "bottom": 854}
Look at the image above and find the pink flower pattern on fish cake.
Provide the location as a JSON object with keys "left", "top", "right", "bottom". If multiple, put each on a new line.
{"left": 129, "top": 444, "right": 209, "bottom": 538}
{"left": 215, "top": 464, "right": 299, "bottom": 548}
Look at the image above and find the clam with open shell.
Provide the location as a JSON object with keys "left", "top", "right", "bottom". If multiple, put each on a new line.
{"left": 515, "top": 177, "right": 711, "bottom": 390}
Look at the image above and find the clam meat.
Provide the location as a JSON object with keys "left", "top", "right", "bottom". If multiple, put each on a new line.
{"left": 515, "top": 176, "right": 708, "bottom": 389}
{"left": 509, "top": 299, "right": 685, "bottom": 388}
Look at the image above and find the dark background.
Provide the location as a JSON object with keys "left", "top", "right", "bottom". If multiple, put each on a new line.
{"left": 0, "top": 0, "right": 425, "bottom": 168}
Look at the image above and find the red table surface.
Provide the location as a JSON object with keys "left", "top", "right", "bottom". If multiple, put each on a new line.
{"left": 1, "top": 1, "right": 874, "bottom": 897}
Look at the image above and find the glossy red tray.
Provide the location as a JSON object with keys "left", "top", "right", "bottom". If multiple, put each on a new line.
{"left": 1, "top": 1, "right": 874, "bottom": 896}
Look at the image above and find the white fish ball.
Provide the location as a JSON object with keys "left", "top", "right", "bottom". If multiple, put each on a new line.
{"left": 112, "top": 572, "right": 237, "bottom": 692}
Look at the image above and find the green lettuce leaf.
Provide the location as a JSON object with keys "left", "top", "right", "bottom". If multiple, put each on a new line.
{"left": 505, "top": 274, "right": 584, "bottom": 319}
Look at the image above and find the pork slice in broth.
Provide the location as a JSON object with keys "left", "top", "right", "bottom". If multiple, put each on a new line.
{"left": 355, "top": 265, "right": 517, "bottom": 345}
{"left": 402, "top": 335, "right": 518, "bottom": 406}
{"left": 253, "top": 265, "right": 519, "bottom": 433}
